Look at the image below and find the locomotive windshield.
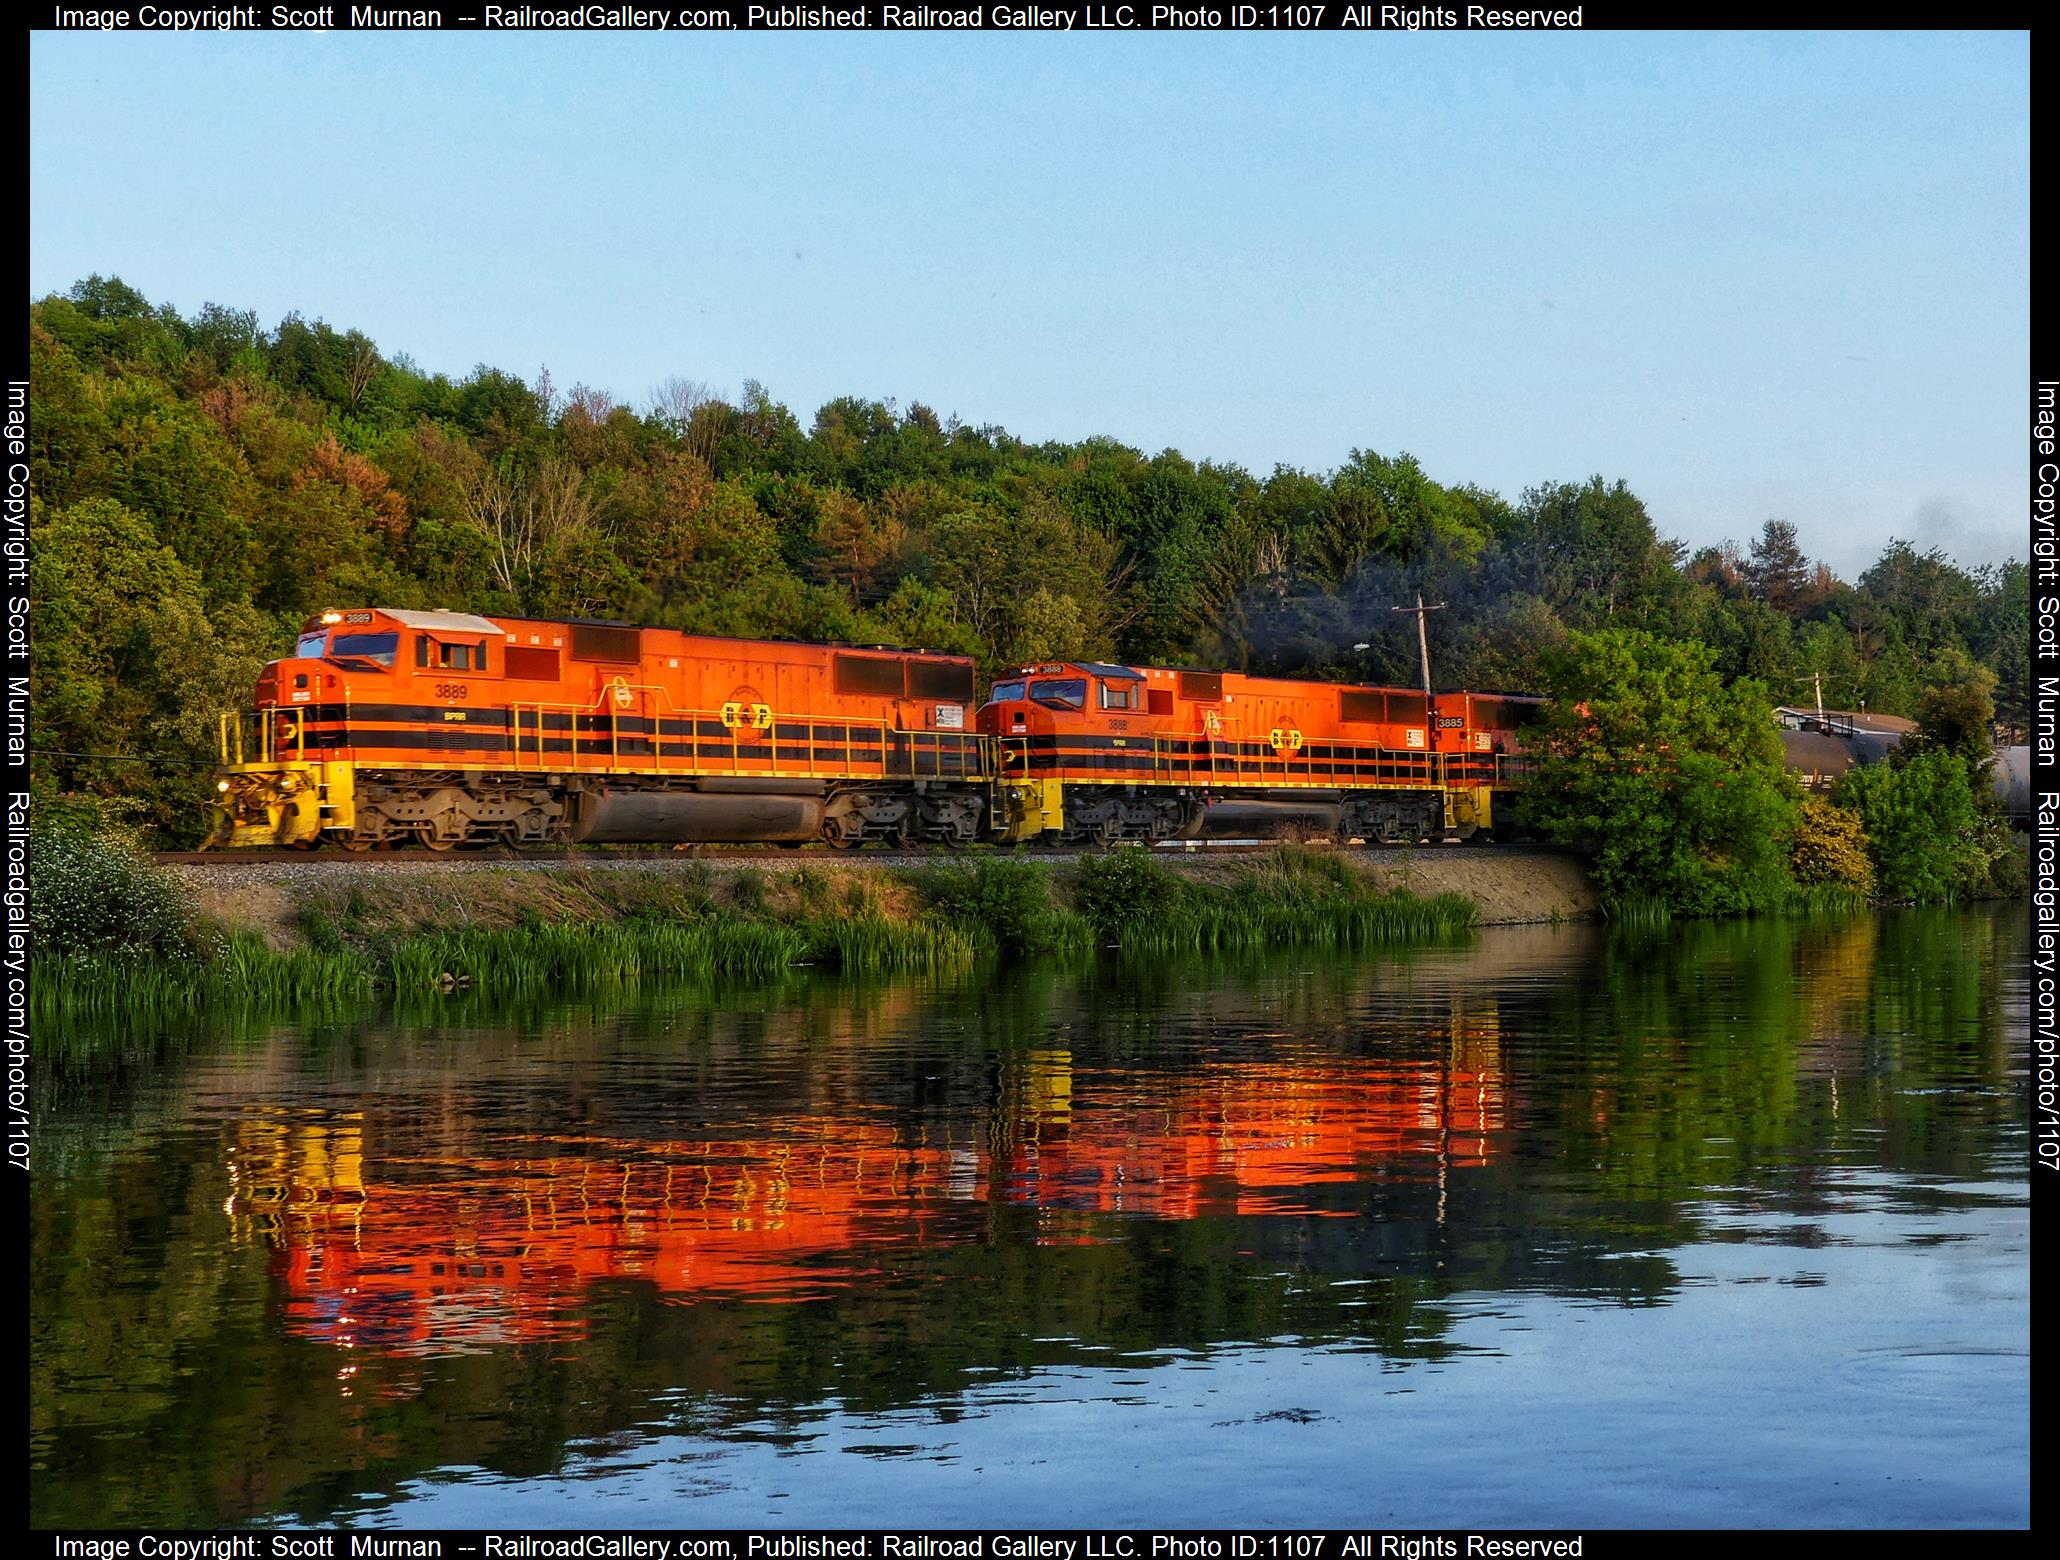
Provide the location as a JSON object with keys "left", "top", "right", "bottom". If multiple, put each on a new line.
{"left": 295, "top": 632, "right": 326, "bottom": 658}
{"left": 988, "top": 680, "right": 1027, "bottom": 704}
{"left": 1030, "top": 678, "right": 1087, "bottom": 710}
{"left": 328, "top": 632, "right": 400, "bottom": 668}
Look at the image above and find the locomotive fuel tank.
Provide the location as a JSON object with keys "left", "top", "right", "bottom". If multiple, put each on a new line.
{"left": 568, "top": 782, "right": 827, "bottom": 844}
{"left": 1192, "top": 792, "right": 1343, "bottom": 838}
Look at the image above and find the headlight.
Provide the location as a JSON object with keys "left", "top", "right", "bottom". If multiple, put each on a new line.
{"left": 216, "top": 780, "right": 232, "bottom": 792}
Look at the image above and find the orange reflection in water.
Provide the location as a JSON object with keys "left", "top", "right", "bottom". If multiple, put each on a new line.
{"left": 233, "top": 1118, "right": 979, "bottom": 1353}
{"left": 1009, "top": 1053, "right": 1504, "bottom": 1228}
{"left": 229, "top": 1033, "right": 1504, "bottom": 1356}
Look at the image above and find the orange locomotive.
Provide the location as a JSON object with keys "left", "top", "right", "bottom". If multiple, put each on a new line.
{"left": 979, "top": 660, "right": 1539, "bottom": 845}
{"left": 212, "top": 607, "right": 989, "bottom": 850}
{"left": 210, "top": 608, "right": 1540, "bottom": 849}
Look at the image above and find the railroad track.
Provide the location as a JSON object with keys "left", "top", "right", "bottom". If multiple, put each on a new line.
{"left": 155, "top": 839, "right": 1507, "bottom": 867}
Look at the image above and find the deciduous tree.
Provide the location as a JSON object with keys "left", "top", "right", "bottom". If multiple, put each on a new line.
{"left": 1517, "top": 629, "right": 1800, "bottom": 915}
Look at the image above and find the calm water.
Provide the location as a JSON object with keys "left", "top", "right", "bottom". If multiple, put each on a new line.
{"left": 31, "top": 909, "right": 2029, "bottom": 1529}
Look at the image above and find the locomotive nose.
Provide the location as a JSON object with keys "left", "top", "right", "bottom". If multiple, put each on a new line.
{"left": 256, "top": 657, "right": 333, "bottom": 706}
{"left": 976, "top": 698, "right": 1031, "bottom": 734}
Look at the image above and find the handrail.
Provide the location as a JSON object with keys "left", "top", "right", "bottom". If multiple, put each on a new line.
{"left": 1141, "top": 728, "right": 1452, "bottom": 789}
{"left": 484, "top": 691, "right": 983, "bottom": 779}
{"left": 211, "top": 695, "right": 1528, "bottom": 791}
{"left": 219, "top": 707, "right": 307, "bottom": 766}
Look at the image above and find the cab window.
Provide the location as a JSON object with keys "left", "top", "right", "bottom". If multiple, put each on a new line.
{"left": 989, "top": 679, "right": 1028, "bottom": 704}
{"left": 329, "top": 632, "right": 399, "bottom": 667}
{"left": 1030, "top": 678, "right": 1087, "bottom": 710}
{"left": 295, "top": 631, "right": 327, "bottom": 658}
{"left": 416, "top": 637, "right": 488, "bottom": 672}
{"left": 1099, "top": 681, "right": 1139, "bottom": 711}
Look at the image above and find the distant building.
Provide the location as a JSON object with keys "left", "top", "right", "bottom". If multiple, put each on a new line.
{"left": 1773, "top": 710, "right": 2028, "bottom": 828}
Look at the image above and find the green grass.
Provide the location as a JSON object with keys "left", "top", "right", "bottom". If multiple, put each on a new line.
{"left": 1781, "top": 883, "right": 1877, "bottom": 918}
{"left": 1601, "top": 891, "right": 1675, "bottom": 930}
{"left": 806, "top": 914, "right": 982, "bottom": 974}
{"left": 1113, "top": 883, "right": 1477, "bottom": 955}
{"left": 32, "top": 933, "right": 377, "bottom": 1031}
{"left": 1077, "top": 844, "right": 1477, "bottom": 955}
{"left": 1605, "top": 881, "right": 1879, "bottom": 926}
{"left": 380, "top": 917, "right": 813, "bottom": 994}
{"left": 32, "top": 906, "right": 981, "bottom": 1044}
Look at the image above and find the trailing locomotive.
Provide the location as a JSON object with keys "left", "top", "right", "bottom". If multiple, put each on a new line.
{"left": 209, "top": 607, "right": 1540, "bottom": 850}
{"left": 980, "top": 660, "right": 1537, "bottom": 846}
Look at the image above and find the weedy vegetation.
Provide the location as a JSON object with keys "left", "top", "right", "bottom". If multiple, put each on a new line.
{"left": 33, "top": 835, "right": 1496, "bottom": 1053}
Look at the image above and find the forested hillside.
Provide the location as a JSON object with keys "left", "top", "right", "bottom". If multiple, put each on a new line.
{"left": 28, "top": 275, "right": 2028, "bottom": 843}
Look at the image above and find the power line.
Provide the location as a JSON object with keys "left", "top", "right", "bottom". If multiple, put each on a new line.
{"left": 30, "top": 748, "right": 217, "bottom": 766}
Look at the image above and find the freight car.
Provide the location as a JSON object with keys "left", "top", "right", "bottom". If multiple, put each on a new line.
{"left": 209, "top": 608, "right": 1541, "bottom": 850}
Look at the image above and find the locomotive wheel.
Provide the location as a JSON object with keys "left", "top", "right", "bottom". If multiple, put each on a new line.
{"left": 419, "top": 815, "right": 473, "bottom": 852}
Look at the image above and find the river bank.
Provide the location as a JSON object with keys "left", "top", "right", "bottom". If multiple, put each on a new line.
{"left": 165, "top": 842, "right": 1602, "bottom": 950}
{"left": 36, "top": 843, "right": 1538, "bottom": 1035}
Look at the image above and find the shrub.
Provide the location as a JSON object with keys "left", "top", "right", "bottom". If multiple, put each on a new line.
{"left": 916, "top": 859, "right": 1082, "bottom": 956}
{"left": 1788, "top": 794, "right": 1875, "bottom": 896}
{"left": 296, "top": 905, "right": 350, "bottom": 954}
{"left": 1516, "top": 629, "right": 1801, "bottom": 916}
{"left": 1969, "top": 826, "right": 2029, "bottom": 900}
{"left": 29, "top": 826, "right": 200, "bottom": 960}
{"left": 1836, "top": 748, "right": 1985, "bottom": 903}
{"left": 1073, "top": 848, "right": 1174, "bottom": 938}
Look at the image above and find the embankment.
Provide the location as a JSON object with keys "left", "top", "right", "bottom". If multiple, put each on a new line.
{"left": 33, "top": 843, "right": 1594, "bottom": 1041}
{"left": 167, "top": 843, "right": 1598, "bottom": 951}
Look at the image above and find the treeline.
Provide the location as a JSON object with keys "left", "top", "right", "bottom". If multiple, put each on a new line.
{"left": 28, "top": 274, "right": 2027, "bottom": 843}
{"left": 1517, "top": 627, "right": 2017, "bottom": 916}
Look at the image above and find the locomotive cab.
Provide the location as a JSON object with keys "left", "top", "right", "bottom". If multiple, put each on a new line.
{"left": 977, "top": 661, "right": 1148, "bottom": 739}
{"left": 977, "top": 660, "right": 1186, "bottom": 844}
{"left": 245, "top": 609, "right": 510, "bottom": 745}
{"left": 218, "top": 608, "right": 514, "bottom": 847}
{"left": 259, "top": 609, "right": 506, "bottom": 709}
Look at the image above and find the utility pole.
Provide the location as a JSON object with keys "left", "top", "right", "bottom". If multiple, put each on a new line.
{"left": 1798, "top": 670, "right": 1826, "bottom": 727}
{"left": 1392, "top": 592, "right": 1447, "bottom": 713}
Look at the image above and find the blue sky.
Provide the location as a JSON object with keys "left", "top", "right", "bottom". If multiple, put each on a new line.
{"left": 29, "top": 29, "right": 2028, "bottom": 576}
